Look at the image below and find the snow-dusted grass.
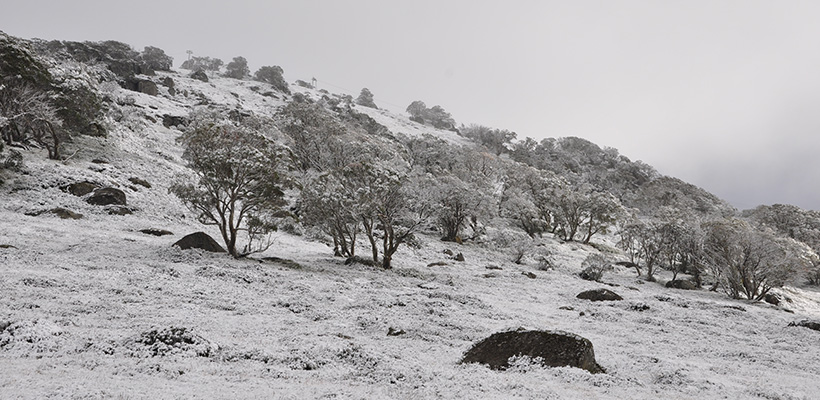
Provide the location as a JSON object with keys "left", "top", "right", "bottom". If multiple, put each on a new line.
{"left": 2, "top": 70, "right": 819, "bottom": 399}
{"left": 3, "top": 200, "right": 820, "bottom": 399}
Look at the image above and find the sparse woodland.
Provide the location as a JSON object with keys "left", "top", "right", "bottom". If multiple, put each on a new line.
{"left": 2, "top": 31, "right": 820, "bottom": 398}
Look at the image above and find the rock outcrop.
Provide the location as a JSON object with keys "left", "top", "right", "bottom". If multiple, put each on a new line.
{"left": 173, "top": 232, "right": 226, "bottom": 253}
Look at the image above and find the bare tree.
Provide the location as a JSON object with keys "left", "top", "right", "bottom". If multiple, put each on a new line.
{"left": 0, "top": 81, "right": 65, "bottom": 159}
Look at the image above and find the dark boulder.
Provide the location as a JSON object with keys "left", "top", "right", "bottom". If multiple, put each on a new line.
{"left": 161, "top": 76, "right": 174, "bottom": 88}
{"left": 137, "top": 80, "right": 158, "bottom": 96}
{"left": 576, "top": 288, "right": 623, "bottom": 301}
{"left": 87, "top": 187, "right": 127, "bottom": 206}
{"left": 62, "top": 181, "right": 100, "bottom": 197}
{"left": 173, "top": 232, "right": 226, "bottom": 253}
{"left": 190, "top": 69, "right": 208, "bottom": 82}
{"left": 455, "top": 252, "right": 465, "bottom": 262}
{"left": 162, "top": 114, "right": 187, "bottom": 128}
{"left": 461, "top": 329, "right": 605, "bottom": 374}
{"left": 788, "top": 320, "right": 820, "bottom": 332}
{"left": 764, "top": 293, "right": 781, "bottom": 306}
{"left": 665, "top": 280, "right": 698, "bottom": 290}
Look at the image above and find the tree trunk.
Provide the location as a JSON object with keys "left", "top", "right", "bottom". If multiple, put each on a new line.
{"left": 362, "top": 216, "right": 379, "bottom": 264}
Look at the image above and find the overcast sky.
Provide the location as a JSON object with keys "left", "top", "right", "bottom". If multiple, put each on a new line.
{"left": 3, "top": 0, "right": 820, "bottom": 210}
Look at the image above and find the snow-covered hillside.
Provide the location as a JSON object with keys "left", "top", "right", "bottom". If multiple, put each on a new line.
{"left": 2, "top": 64, "right": 820, "bottom": 399}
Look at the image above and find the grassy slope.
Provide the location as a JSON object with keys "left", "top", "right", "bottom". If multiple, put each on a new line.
{"left": 1, "top": 70, "right": 819, "bottom": 399}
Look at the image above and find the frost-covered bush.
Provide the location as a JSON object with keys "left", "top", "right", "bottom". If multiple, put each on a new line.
{"left": 579, "top": 253, "right": 611, "bottom": 281}
{"left": 355, "top": 88, "right": 377, "bottom": 109}
{"left": 459, "top": 124, "right": 517, "bottom": 155}
{"left": 180, "top": 56, "right": 223, "bottom": 71}
{"left": 139, "top": 46, "right": 173, "bottom": 71}
{"left": 254, "top": 65, "right": 290, "bottom": 94}
{"left": 405, "top": 100, "right": 456, "bottom": 129}
{"left": 490, "top": 229, "right": 533, "bottom": 264}
{"left": 224, "top": 56, "right": 250, "bottom": 79}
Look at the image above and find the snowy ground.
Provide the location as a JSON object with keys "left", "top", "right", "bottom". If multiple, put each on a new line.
{"left": 2, "top": 71, "right": 820, "bottom": 399}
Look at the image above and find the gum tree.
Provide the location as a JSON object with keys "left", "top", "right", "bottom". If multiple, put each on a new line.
{"left": 171, "top": 112, "right": 288, "bottom": 258}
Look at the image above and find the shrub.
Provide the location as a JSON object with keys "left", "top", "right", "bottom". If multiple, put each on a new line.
{"left": 355, "top": 88, "right": 377, "bottom": 109}
{"left": 253, "top": 65, "right": 290, "bottom": 94}
{"left": 579, "top": 253, "right": 610, "bottom": 281}
{"left": 224, "top": 56, "right": 249, "bottom": 79}
{"left": 140, "top": 46, "right": 173, "bottom": 71}
{"left": 181, "top": 56, "right": 223, "bottom": 71}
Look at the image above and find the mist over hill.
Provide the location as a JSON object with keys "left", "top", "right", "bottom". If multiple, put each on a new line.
{"left": 2, "top": 32, "right": 820, "bottom": 398}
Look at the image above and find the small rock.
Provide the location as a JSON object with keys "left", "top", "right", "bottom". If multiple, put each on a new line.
{"left": 558, "top": 306, "right": 574, "bottom": 311}
{"left": 0, "top": 321, "right": 9, "bottom": 332}
{"left": 630, "top": 303, "right": 650, "bottom": 312}
{"left": 62, "top": 181, "right": 100, "bottom": 197}
{"left": 788, "top": 320, "right": 820, "bottom": 331}
{"left": 427, "top": 261, "right": 448, "bottom": 267}
{"left": 128, "top": 177, "right": 151, "bottom": 188}
{"left": 0, "top": 244, "right": 17, "bottom": 249}
{"left": 521, "top": 272, "right": 537, "bottom": 279}
{"left": 443, "top": 249, "right": 454, "bottom": 256}
{"left": 106, "top": 206, "right": 134, "bottom": 216}
{"left": 724, "top": 305, "right": 746, "bottom": 312}
{"left": 417, "top": 282, "right": 439, "bottom": 290}
{"left": 140, "top": 229, "right": 174, "bottom": 236}
{"left": 52, "top": 207, "right": 84, "bottom": 219}
{"left": 485, "top": 265, "right": 502, "bottom": 270}
{"left": 665, "top": 280, "right": 697, "bottom": 290}
{"left": 483, "top": 272, "right": 499, "bottom": 278}
{"left": 262, "top": 257, "right": 303, "bottom": 269}
{"left": 387, "top": 327, "right": 406, "bottom": 336}
{"left": 87, "top": 187, "right": 127, "bottom": 206}
{"left": 26, "top": 208, "right": 83, "bottom": 219}
{"left": 91, "top": 159, "right": 109, "bottom": 164}
{"left": 455, "top": 252, "right": 465, "bottom": 262}
{"left": 576, "top": 288, "right": 623, "bottom": 302}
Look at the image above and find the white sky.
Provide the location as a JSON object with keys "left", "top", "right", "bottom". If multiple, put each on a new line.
{"left": 3, "top": 0, "right": 820, "bottom": 210}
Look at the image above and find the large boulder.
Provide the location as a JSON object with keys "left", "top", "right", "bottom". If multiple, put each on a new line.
{"left": 665, "top": 280, "right": 698, "bottom": 290}
{"left": 137, "top": 80, "right": 158, "bottom": 96}
{"left": 576, "top": 288, "right": 623, "bottom": 301}
{"left": 173, "top": 232, "right": 226, "bottom": 253}
{"left": 87, "top": 187, "right": 127, "bottom": 206}
{"left": 461, "top": 329, "right": 605, "bottom": 374}
{"left": 162, "top": 114, "right": 187, "bottom": 128}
